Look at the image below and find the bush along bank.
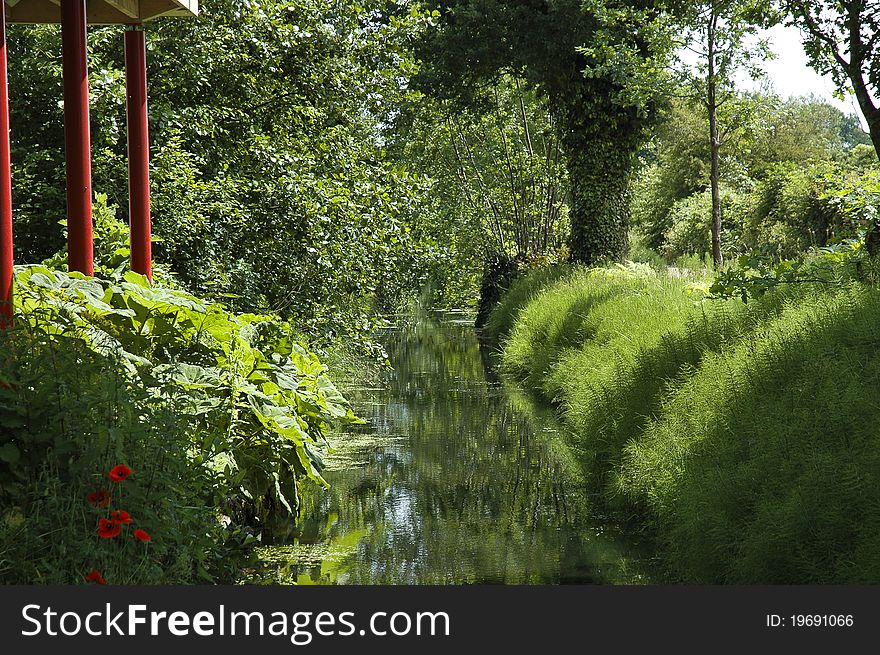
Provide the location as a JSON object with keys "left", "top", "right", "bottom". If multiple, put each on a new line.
{"left": 0, "top": 266, "right": 359, "bottom": 584}
{"left": 490, "top": 263, "right": 880, "bottom": 583}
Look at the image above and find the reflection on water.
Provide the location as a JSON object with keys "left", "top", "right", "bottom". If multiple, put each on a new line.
{"left": 260, "top": 311, "right": 650, "bottom": 584}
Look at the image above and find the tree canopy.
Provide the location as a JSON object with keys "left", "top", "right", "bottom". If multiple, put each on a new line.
{"left": 415, "top": 0, "right": 675, "bottom": 264}
{"left": 785, "top": 0, "right": 880, "bottom": 158}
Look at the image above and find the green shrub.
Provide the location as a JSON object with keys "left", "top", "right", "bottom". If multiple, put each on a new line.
{"left": 662, "top": 191, "right": 712, "bottom": 259}
{"left": 0, "top": 349, "right": 240, "bottom": 583}
{"left": 0, "top": 264, "right": 358, "bottom": 583}
{"left": 662, "top": 188, "right": 746, "bottom": 261}
{"left": 741, "top": 162, "right": 879, "bottom": 259}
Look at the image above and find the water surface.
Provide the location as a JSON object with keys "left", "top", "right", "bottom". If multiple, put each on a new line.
{"left": 260, "top": 311, "right": 649, "bottom": 584}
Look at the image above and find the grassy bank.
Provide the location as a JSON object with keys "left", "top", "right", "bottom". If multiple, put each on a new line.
{"left": 490, "top": 264, "right": 880, "bottom": 583}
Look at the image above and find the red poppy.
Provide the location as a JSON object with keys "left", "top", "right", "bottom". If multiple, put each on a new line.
{"left": 84, "top": 569, "right": 106, "bottom": 585}
{"left": 87, "top": 489, "right": 111, "bottom": 508}
{"left": 98, "top": 518, "right": 121, "bottom": 539}
{"left": 108, "top": 465, "right": 132, "bottom": 483}
{"left": 133, "top": 529, "right": 151, "bottom": 542}
{"left": 110, "top": 510, "right": 132, "bottom": 525}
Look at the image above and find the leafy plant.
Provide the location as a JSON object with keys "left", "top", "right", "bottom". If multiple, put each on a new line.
{"left": 709, "top": 238, "right": 880, "bottom": 301}
{"left": 0, "top": 257, "right": 360, "bottom": 583}
{"left": 10, "top": 264, "right": 360, "bottom": 518}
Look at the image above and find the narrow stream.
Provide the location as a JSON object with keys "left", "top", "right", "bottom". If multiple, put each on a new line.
{"left": 259, "top": 310, "right": 651, "bottom": 584}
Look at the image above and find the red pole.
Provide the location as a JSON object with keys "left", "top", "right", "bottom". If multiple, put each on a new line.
{"left": 124, "top": 26, "right": 152, "bottom": 282}
{"left": 0, "top": 7, "right": 13, "bottom": 327}
{"left": 61, "top": 0, "right": 93, "bottom": 276}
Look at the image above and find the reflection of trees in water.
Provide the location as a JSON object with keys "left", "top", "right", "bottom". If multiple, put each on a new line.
{"left": 292, "top": 313, "right": 647, "bottom": 584}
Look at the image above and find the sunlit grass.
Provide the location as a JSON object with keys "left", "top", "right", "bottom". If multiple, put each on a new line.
{"left": 494, "top": 265, "right": 880, "bottom": 582}
{"left": 481, "top": 264, "right": 574, "bottom": 345}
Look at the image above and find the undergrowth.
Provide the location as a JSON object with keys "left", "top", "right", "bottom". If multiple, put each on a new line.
{"left": 0, "top": 265, "right": 358, "bottom": 584}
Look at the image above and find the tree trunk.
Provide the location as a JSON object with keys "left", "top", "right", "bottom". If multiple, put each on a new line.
{"left": 566, "top": 137, "right": 633, "bottom": 265}
{"left": 707, "top": 18, "right": 723, "bottom": 270}
{"left": 558, "top": 87, "right": 639, "bottom": 265}
{"left": 850, "top": 73, "right": 880, "bottom": 161}
{"left": 708, "top": 101, "right": 723, "bottom": 270}
{"left": 840, "top": 0, "right": 880, "bottom": 160}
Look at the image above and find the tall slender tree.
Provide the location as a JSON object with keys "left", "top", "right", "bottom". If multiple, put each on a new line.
{"left": 675, "top": 0, "right": 777, "bottom": 269}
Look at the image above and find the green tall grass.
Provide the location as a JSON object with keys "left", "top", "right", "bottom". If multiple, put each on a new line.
{"left": 481, "top": 264, "right": 573, "bottom": 345}
{"left": 494, "top": 264, "right": 880, "bottom": 582}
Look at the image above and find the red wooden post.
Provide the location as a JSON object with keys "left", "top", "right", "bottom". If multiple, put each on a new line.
{"left": 0, "top": 6, "right": 13, "bottom": 327}
{"left": 61, "top": 0, "right": 93, "bottom": 276}
{"left": 125, "top": 25, "right": 152, "bottom": 282}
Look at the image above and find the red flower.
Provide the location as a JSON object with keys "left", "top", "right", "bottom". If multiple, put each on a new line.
{"left": 98, "top": 518, "right": 121, "bottom": 539}
{"left": 110, "top": 510, "right": 132, "bottom": 525}
{"left": 133, "top": 529, "right": 151, "bottom": 542}
{"left": 84, "top": 569, "right": 106, "bottom": 585}
{"left": 87, "top": 489, "right": 111, "bottom": 508}
{"left": 108, "top": 465, "right": 132, "bottom": 483}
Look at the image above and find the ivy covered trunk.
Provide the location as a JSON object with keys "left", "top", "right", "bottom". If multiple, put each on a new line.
{"left": 565, "top": 134, "right": 634, "bottom": 264}
{"left": 556, "top": 85, "right": 642, "bottom": 265}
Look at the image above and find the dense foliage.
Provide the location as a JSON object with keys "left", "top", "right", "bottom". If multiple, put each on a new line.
{"left": 394, "top": 78, "right": 571, "bottom": 307}
{"left": 9, "top": 0, "right": 428, "bottom": 343}
{"left": 414, "top": 0, "right": 675, "bottom": 265}
{"left": 631, "top": 94, "right": 877, "bottom": 264}
{"left": 0, "top": 217, "right": 358, "bottom": 582}
{"left": 0, "top": 198, "right": 356, "bottom": 584}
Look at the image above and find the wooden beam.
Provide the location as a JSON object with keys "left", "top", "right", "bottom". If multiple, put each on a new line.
{"left": 8, "top": 1, "right": 128, "bottom": 24}
{"left": 7, "top": 1, "right": 60, "bottom": 23}
{"left": 139, "top": 0, "right": 197, "bottom": 20}
{"left": 7, "top": 0, "right": 198, "bottom": 23}
{"left": 104, "top": 0, "right": 138, "bottom": 19}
